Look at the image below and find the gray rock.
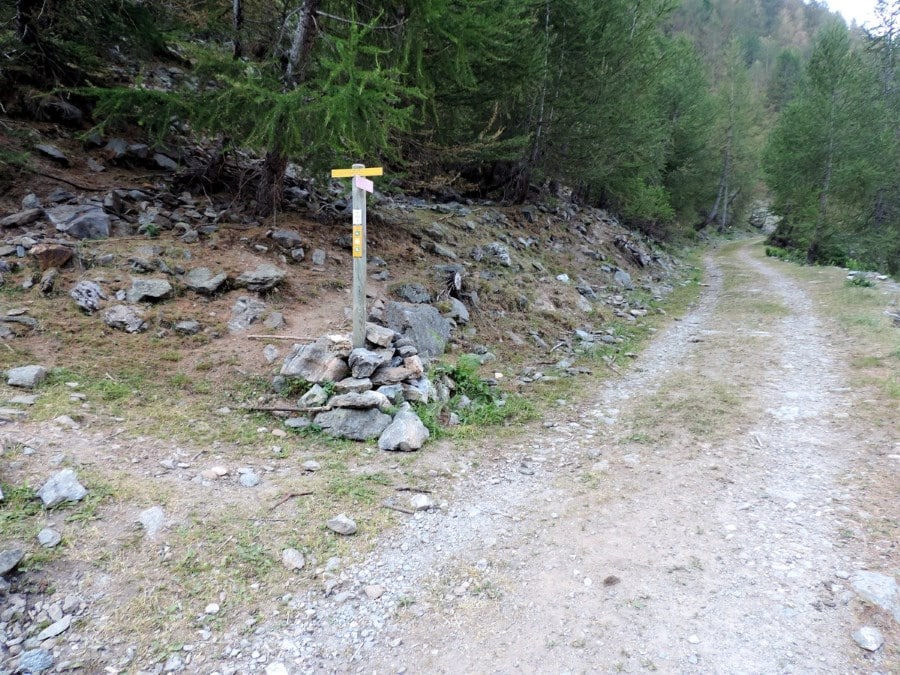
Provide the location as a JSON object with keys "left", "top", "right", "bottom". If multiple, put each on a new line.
{"left": 37, "top": 528, "right": 62, "bottom": 548}
{"left": 311, "top": 249, "right": 327, "bottom": 266}
{"left": 239, "top": 469, "right": 260, "bottom": 488}
{"left": 103, "top": 305, "right": 147, "bottom": 333}
{"left": 1, "top": 208, "right": 44, "bottom": 228}
{"left": 314, "top": 408, "right": 392, "bottom": 441}
{"left": 35, "top": 614, "right": 71, "bottom": 641}
{"left": 383, "top": 302, "right": 451, "bottom": 362}
{"left": 614, "top": 269, "right": 633, "bottom": 289}
{"left": 126, "top": 278, "right": 173, "bottom": 303}
{"left": 410, "top": 493, "right": 435, "bottom": 511}
{"left": 272, "top": 229, "right": 303, "bottom": 249}
{"left": 7, "top": 365, "right": 47, "bottom": 388}
{"left": 184, "top": 267, "right": 227, "bottom": 294}
{"left": 378, "top": 408, "right": 430, "bottom": 451}
{"left": 281, "top": 336, "right": 351, "bottom": 383}
{"left": 334, "top": 377, "right": 372, "bottom": 394}
{"left": 302, "top": 460, "right": 320, "bottom": 471}
{"left": 36, "top": 144, "right": 70, "bottom": 166}
{"left": 285, "top": 417, "right": 312, "bottom": 430}
{"left": 163, "top": 654, "right": 184, "bottom": 672}
{"left": 264, "top": 311, "right": 284, "bottom": 330}
{"left": 70, "top": 280, "right": 106, "bottom": 313}
{"left": 290, "top": 247, "right": 306, "bottom": 262}
{"left": 236, "top": 264, "right": 285, "bottom": 291}
{"left": 138, "top": 506, "right": 166, "bottom": 538}
{"left": 851, "top": 571, "right": 900, "bottom": 622}
{"left": 484, "top": 242, "right": 512, "bottom": 266}
{"left": 282, "top": 548, "right": 306, "bottom": 570}
{"left": 349, "top": 348, "right": 394, "bottom": 379}
{"left": 393, "top": 282, "right": 432, "bottom": 304}
{"left": 153, "top": 153, "right": 178, "bottom": 171}
{"left": 22, "top": 193, "right": 41, "bottom": 209}
{"left": 377, "top": 384, "right": 404, "bottom": 404}
{"left": 444, "top": 297, "right": 469, "bottom": 324}
{"left": 365, "top": 322, "right": 396, "bottom": 348}
{"left": 18, "top": 648, "right": 54, "bottom": 674}
{"left": 326, "top": 514, "right": 357, "bottom": 535}
{"left": 228, "top": 296, "right": 267, "bottom": 333}
{"left": 0, "top": 548, "right": 25, "bottom": 575}
{"left": 298, "top": 383, "right": 329, "bottom": 408}
{"left": 174, "top": 320, "right": 201, "bottom": 335}
{"left": 330, "top": 391, "right": 392, "bottom": 411}
{"left": 36, "top": 468, "right": 88, "bottom": 507}
{"left": 47, "top": 205, "right": 110, "bottom": 239}
{"left": 263, "top": 344, "right": 279, "bottom": 363}
{"left": 852, "top": 626, "right": 884, "bottom": 651}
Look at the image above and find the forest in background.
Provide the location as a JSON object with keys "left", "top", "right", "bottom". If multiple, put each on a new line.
{"left": 1, "top": 0, "right": 898, "bottom": 273}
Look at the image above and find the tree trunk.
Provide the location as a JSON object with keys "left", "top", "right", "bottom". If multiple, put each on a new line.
{"left": 284, "top": 0, "right": 321, "bottom": 87}
{"left": 16, "top": 0, "right": 41, "bottom": 45}
{"left": 232, "top": 0, "right": 244, "bottom": 59}
{"left": 256, "top": 150, "right": 287, "bottom": 218}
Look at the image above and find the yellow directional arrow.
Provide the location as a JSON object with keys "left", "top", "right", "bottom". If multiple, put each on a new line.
{"left": 331, "top": 166, "right": 384, "bottom": 178}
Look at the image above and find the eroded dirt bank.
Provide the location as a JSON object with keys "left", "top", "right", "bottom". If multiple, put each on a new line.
{"left": 242, "top": 241, "right": 897, "bottom": 674}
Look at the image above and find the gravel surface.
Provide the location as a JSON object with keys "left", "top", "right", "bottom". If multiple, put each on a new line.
{"left": 221, "top": 244, "right": 895, "bottom": 673}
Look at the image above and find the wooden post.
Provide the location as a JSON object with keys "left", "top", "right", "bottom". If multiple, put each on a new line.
{"left": 330, "top": 164, "right": 382, "bottom": 349}
{"left": 351, "top": 163, "right": 366, "bottom": 348}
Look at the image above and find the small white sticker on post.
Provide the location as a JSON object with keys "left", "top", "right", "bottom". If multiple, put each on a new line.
{"left": 353, "top": 209, "right": 362, "bottom": 225}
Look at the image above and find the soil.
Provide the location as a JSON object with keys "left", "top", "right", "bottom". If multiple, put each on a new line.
{"left": 234, "top": 241, "right": 899, "bottom": 673}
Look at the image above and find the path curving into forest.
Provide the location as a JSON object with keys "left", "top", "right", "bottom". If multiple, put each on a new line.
{"left": 246, "top": 240, "right": 892, "bottom": 674}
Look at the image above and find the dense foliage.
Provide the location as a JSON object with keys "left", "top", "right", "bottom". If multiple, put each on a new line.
{"left": 1, "top": 0, "right": 897, "bottom": 267}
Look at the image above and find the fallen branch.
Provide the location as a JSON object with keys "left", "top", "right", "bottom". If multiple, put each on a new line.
{"left": 395, "top": 486, "right": 432, "bottom": 494}
{"left": 269, "top": 491, "right": 314, "bottom": 511}
{"left": 25, "top": 168, "right": 106, "bottom": 192}
{"left": 381, "top": 501, "right": 415, "bottom": 515}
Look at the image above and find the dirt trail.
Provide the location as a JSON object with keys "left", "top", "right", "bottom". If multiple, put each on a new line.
{"left": 245, "top": 241, "right": 893, "bottom": 674}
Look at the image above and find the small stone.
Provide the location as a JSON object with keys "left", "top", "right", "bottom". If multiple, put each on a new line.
{"left": 311, "top": 249, "right": 327, "bottom": 266}
{"left": 365, "top": 584, "right": 385, "bottom": 600}
{"left": 302, "top": 460, "right": 320, "bottom": 472}
{"left": 410, "top": 494, "right": 434, "bottom": 511}
{"left": 138, "top": 506, "right": 166, "bottom": 538}
{"left": 852, "top": 626, "right": 884, "bottom": 651}
{"left": 36, "top": 469, "right": 87, "bottom": 507}
{"left": 265, "top": 664, "right": 289, "bottom": 675}
{"left": 327, "top": 514, "right": 357, "bottom": 535}
{"left": 174, "top": 320, "right": 201, "bottom": 335}
{"left": 7, "top": 365, "right": 47, "bottom": 388}
{"left": 37, "top": 528, "right": 62, "bottom": 548}
{"left": 35, "top": 614, "right": 72, "bottom": 641}
{"left": 239, "top": 471, "right": 260, "bottom": 488}
{"left": 282, "top": 548, "right": 306, "bottom": 571}
{"left": 126, "top": 277, "right": 173, "bottom": 303}
{"left": 204, "top": 603, "right": 219, "bottom": 615}
{"left": 70, "top": 280, "right": 106, "bottom": 313}
{"left": 687, "top": 634, "right": 700, "bottom": 644}
{"left": 0, "top": 548, "right": 25, "bottom": 575}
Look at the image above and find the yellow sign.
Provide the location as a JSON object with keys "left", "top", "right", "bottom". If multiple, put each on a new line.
{"left": 352, "top": 225, "right": 364, "bottom": 258}
{"left": 331, "top": 166, "right": 383, "bottom": 178}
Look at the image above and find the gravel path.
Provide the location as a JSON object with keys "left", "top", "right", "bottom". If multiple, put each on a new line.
{"left": 235, "top": 242, "right": 889, "bottom": 674}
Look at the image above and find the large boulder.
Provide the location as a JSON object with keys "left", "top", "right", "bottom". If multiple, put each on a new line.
{"left": 0, "top": 208, "right": 44, "bottom": 228}
{"left": 70, "top": 281, "right": 106, "bottom": 313}
{"left": 281, "top": 335, "right": 351, "bottom": 383}
{"left": 314, "top": 408, "right": 392, "bottom": 441}
{"left": 378, "top": 407, "right": 430, "bottom": 451}
{"left": 382, "top": 302, "right": 451, "bottom": 363}
{"left": 47, "top": 205, "right": 110, "bottom": 240}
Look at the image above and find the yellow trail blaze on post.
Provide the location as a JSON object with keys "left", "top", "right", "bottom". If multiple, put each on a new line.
{"left": 330, "top": 167, "right": 384, "bottom": 178}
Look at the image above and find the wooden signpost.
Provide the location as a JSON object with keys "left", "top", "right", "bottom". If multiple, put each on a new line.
{"left": 330, "top": 163, "right": 383, "bottom": 348}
